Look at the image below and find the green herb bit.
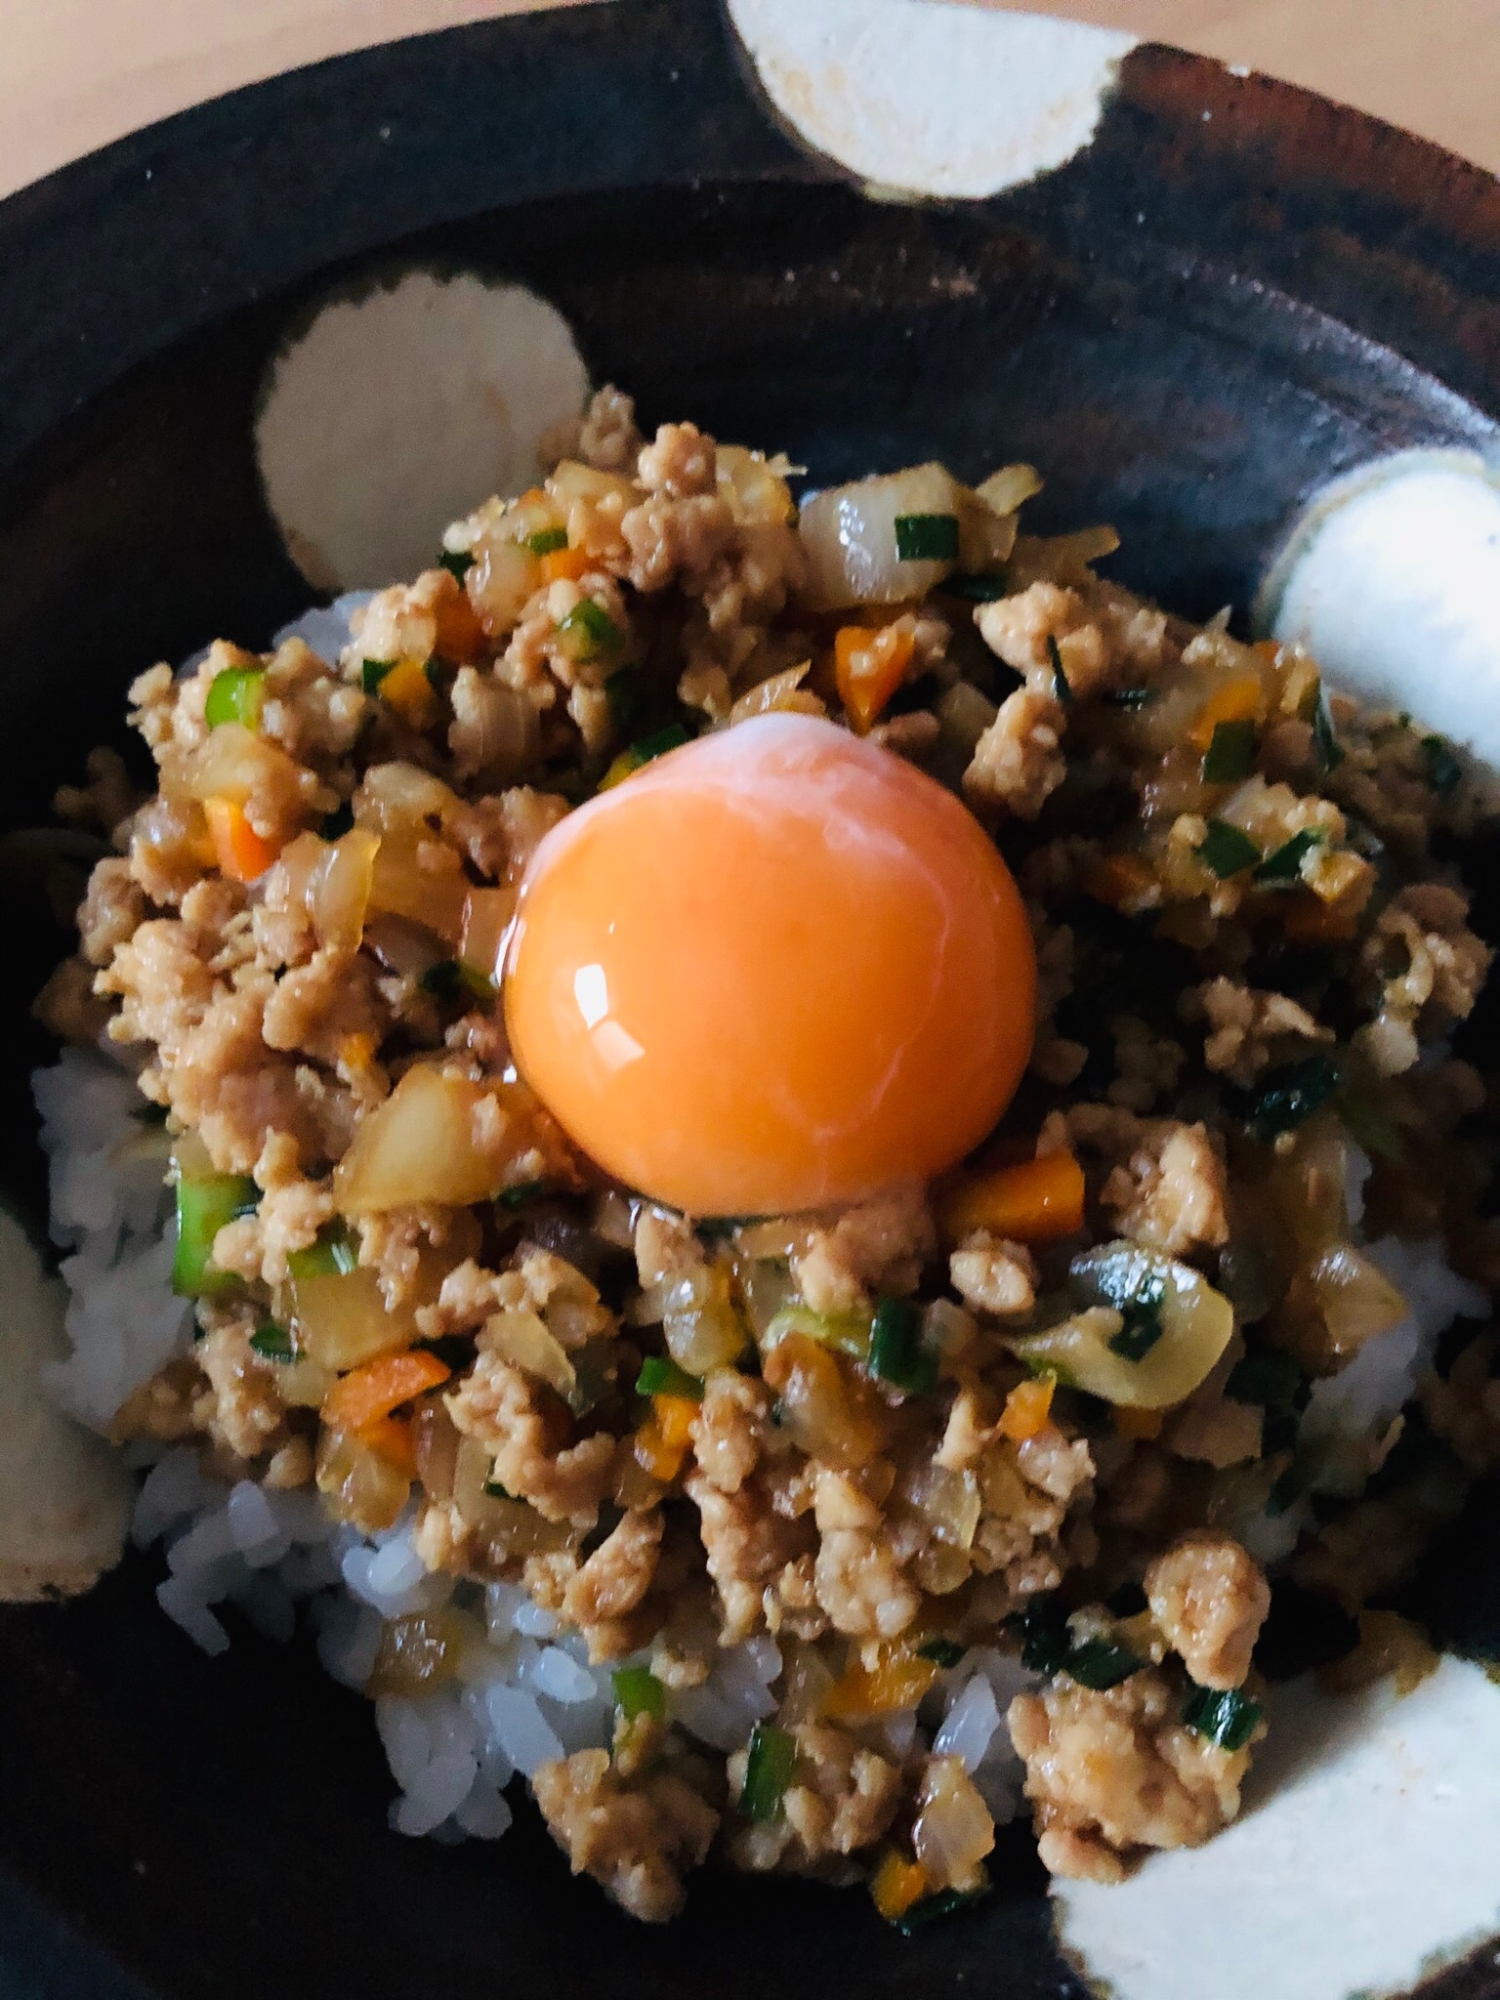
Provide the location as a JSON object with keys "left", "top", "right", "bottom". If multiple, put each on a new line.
{"left": 249, "top": 1321, "right": 296, "bottom": 1361}
{"left": 204, "top": 665, "right": 266, "bottom": 732}
{"left": 1196, "top": 819, "right": 1259, "bottom": 879}
{"left": 438, "top": 550, "right": 474, "bottom": 582}
{"left": 604, "top": 668, "right": 640, "bottom": 732}
{"left": 916, "top": 1638, "right": 966, "bottom": 1669}
{"left": 1311, "top": 692, "right": 1345, "bottom": 771}
{"left": 483, "top": 1477, "right": 515, "bottom": 1500}
{"left": 1254, "top": 828, "right": 1322, "bottom": 886}
{"left": 1202, "top": 717, "right": 1257, "bottom": 785}
{"left": 892, "top": 1882, "right": 992, "bottom": 1936}
{"left": 286, "top": 1218, "right": 361, "bottom": 1280}
{"left": 740, "top": 1722, "right": 797, "bottom": 1822}
{"left": 423, "top": 656, "right": 450, "bottom": 695}
{"left": 1181, "top": 1684, "right": 1263, "bottom": 1752}
{"left": 1005, "top": 1598, "right": 1070, "bottom": 1676}
{"left": 319, "top": 801, "right": 355, "bottom": 840}
{"left": 893, "top": 512, "right": 960, "bottom": 563}
{"left": 420, "top": 958, "right": 496, "bottom": 1006}
{"left": 361, "top": 658, "right": 396, "bottom": 695}
{"left": 172, "top": 1172, "right": 260, "bottom": 1298}
{"left": 1242, "top": 1053, "right": 1342, "bottom": 1142}
{"left": 1107, "top": 687, "right": 1156, "bottom": 709}
{"left": 1047, "top": 633, "right": 1073, "bottom": 707}
{"left": 631, "top": 723, "right": 690, "bottom": 762}
{"left": 612, "top": 1663, "right": 667, "bottom": 1722}
{"left": 1108, "top": 1277, "right": 1166, "bottom": 1363}
{"left": 1064, "top": 1637, "right": 1144, "bottom": 1691}
{"left": 558, "top": 598, "right": 625, "bottom": 661}
{"left": 944, "top": 571, "right": 1008, "bottom": 602}
{"left": 1421, "top": 734, "right": 1462, "bottom": 798}
{"left": 495, "top": 1179, "right": 552, "bottom": 1212}
{"left": 868, "top": 1295, "right": 938, "bottom": 1394}
{"left": 1264, "top": 1465, "right": 1302, "bottom": 1517}
{"left": 636, "top": 1356, "right": 704, "bottom": 1401}
{"left": 1225, "top": 1350, "right": 1306, "bottom": 1413}
{"left": 525, "top": 526, "right": 569, "bottom": 556}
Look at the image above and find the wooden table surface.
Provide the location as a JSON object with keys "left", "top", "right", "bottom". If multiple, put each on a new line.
{"left": 1, "top": 0, "right": 1497, "bottom": 201}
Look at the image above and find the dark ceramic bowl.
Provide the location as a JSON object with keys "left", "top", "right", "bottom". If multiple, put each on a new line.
{"left": 4, "top": 5, "right": 1500, "bottom": 1997}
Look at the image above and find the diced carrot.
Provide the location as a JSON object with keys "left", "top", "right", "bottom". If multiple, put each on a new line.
{"left": 541, "top": 545, "right": 593, "bottom": 584}
{"left": 872, "top": 1850, "right": 931, "bottom": 1922}
{"left": 1085, "top": 851, "right": 1158, "bottom": 914}
{"left": 999, "top": 1375, "right": 1056, "bottom": 1442}
{"left": 322, "top": 1348, "right": 451, "bottom": 1434}
{"left": 433, "top": 584, "right": 485, "bottom": 664}
{"left": 203, "top": 796, "right": 280, "bottom": 883}
{"left": 359, "top": 1411, "right": 419, "bottom": 1478}
{"left": 1189, "top": 675, "right": 1266, "bottom": 752}
{"left": 823, "top": 1655, "right": 940, "bottom": 1719}
{"left": 835, "top": 621, "right": 916, "bottom": 734}
{"left": 654, "top": 1392, "right": 698, "bottom": 1452}
{"left": 338, "top": 1032, "right": 376, "bottom": 1072}
{"left": 941, "top": 1151, "right": 1086, "bottom": 1245}
{"left": 376, "top": 656, "right": 441, "bottom": 729}
{"left": 516, "top": 486, "right": 547, "bottom": 508}
{"left": 633, "top": 1417, "right": 686, "bottom": 1484}
{"left": 1113, "top": 1405, "right": 1164, "bottom": 1440}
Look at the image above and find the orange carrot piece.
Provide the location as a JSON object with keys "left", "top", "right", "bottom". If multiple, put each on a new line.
{"left": 1189, "top": 674, "right": 1266, "bottom": 752}
{"left": 872, "top": 1851, "right": 931, "bottom": 1922}
{"left": 375, "top": 657, "right": 440, "bottom": 729}
{"left": 823, "top": 1655, "right": 940, "bottom": 1719}
{"left": 323, "top": 1348, "right": 451, "bottom": 1434}
{"left": 358, "top": 1411, "right": 419, "bottom": 1478}
{"left": 835, "top": 621, "right": 916, "bottom": 734}
{"left": 941, "top": 1151, "right": 1085, "bottom": 1245}
{"left": 653, "top": 1392, "right": 698, "bottom": 1452}
{"left": 632, "top": 1417, "right": 686, "bottom": 1484}
{"left": 1113, "top": 1405, "right": 1164, "bottom": 1441}
{"left": 433, "top": 584, "right": 485, "bottom": 664}
{"left": 541, "top": 545, "right": 592, "bottom": 584}
{"left": 203, "top": 797, "right": 280, "bottom": 883}
{"left": 999, "top": 1375, "right": 1056, "bottom": 1442}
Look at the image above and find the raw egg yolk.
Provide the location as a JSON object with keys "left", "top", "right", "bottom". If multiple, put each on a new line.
{"left": 503, "top": 713, "right": 1036, "bottom": 1216}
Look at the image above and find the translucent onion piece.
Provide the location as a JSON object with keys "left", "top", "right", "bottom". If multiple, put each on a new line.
{"left": 354, "top": 760, "right": 461, "bottom": 834}
{"left": 308, "top": 825, "right": 379, "bottom": 953}
{"left": 180, "top": 722, "right": 301, "bottom": 808}
{"left": 975, "top": 463, "right": 1044, "bottom": 516}
{"left": 288, "top": 1264, "right": 416, "bottom": 1370}
{"left": 460, "top": 887, "right": 517, "bottom": 985}
{"left": 333, "top": 1064, "right": 518, "bottom": 1212}
{"left": 664, "top": 1267, "right": 747, "bottom": 1374}
{"left": 485, "top": 1308, "right": 577, "bottom": 1400}
{"left": 1309, "top": 1244, "right": 1408, "bottom": 1359}
{"left": 716, "top": 444, "right": 796, "bottom": 526}
{"left": 912, "top": 1755, "right": 995, "bottom": 1892}
{"left": 798, "top": 462, "right": 962, "bottom": 610}
{"left": 466, "top": 536, "right": 541, "bottom": 637}
{"left": 366, "top": 829, "right": 468, "bottom": 945}
{"left": 315, "top": 1427, "right": 409, "bottom": 1533}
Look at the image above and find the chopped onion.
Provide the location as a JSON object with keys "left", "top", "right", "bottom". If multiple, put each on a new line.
{"left": 1309, "top": 1244, "right": 1407, "bottom": 1358}
{"left": 798, "top": 462, "right": 962, "bottom": 610}
{"left": 485, "top": 1308, "right": 577, "bottom": 1400}
{"left": 466, "top": 536, "right": 541, "bottom": 637}
{"left": 367, "top": 830, "right": 468, "bottom": 945}
{"left": 460, "top": 887, "right": 517, "bottom": 984}
{"left": 288, "top": 1263, "right": 417, "bottom": 1370}
{"left": 728, "top": 662, "right": 823, "bottom": 725}
{"left": 333, "top": 1064, "right": 520, "bottom": 1212}
{"left": 908, "top": 1462, "right": 982, "bottom": 1550}
{"left": 179, "top": 721, "right": 300, "bottom": 808}
{"left": 316, "top": 1427, "right": 409, "bottom": 1533}
{"left": 912, "top": 1755, "right": 995, "bottom": 1891}
{"left": 717, "top": 445, "right": 796, "bottom": 526}
{"left": 301, "top": 826, "right": 378, "bottom": 953}
{"left": 664, "top": 1266, "right": 747, "bottom": 1374}
{"left": 761, "top": 1333, "right": 886, "bottom": 1469}
{"left": 976, "top": 463, "right": 1044, "bottom": 516}
{"left": 354, "top": 760, "right": 461, "bottom": 833}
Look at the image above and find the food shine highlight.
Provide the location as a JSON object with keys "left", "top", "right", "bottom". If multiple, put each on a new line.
{"left": 503, "top": 713, "right": 1037, "bottom": 1215}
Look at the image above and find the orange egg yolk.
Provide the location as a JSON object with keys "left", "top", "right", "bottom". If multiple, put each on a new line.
{"left": 503, "top": 713, "right": 1036, "bottom": 1216}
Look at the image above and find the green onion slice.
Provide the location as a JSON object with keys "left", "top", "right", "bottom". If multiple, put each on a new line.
{"left": 944, "top": 571, "right": 1008, "bottom": 602}
{"left": 1196, "top": 820, "right": 1259, "bottom": 879}
{"left": 419, "top": 959, "right": 496, "bottom": 1006}
{"left": 612, "top": 1663, "right": 667, "bottom": 1722}
{"left": 1107, "top": 1274, "right": 1167, "bottom": 1362}
{"left": 740, "top": 1722, "right": 797, "bottom": 1822}
{"left": 636, "top": 1356, "right": 704, "bottom": 1401}
{"left": 361, "top": 659, "right": 396, "bottom": 695}
{"left": 172, "top": 1172, "right": 260, "bottom": 1298}
{"left": 495, "top": 1179, "right": 552, "bottom": 1211}
{"left": 1048, "top": 633, "right": 1073, "bottom": 708}
{"left": 894, "top": 513, "right": 960, "bottom": 562}
{"left": 558, "top": 598, "right": 624, "bottom": 659}
{"left": 892, "top": 1882, "right": 992, "bottom": 1936}
{"left": 916, "top": 1638, "right": 966, "bottom": 1669}
{"left": 868, "top": 1295, "right": 938, "bottom": 1394}
{"left": 1240, "top": 1053, "right": 1341, "bottom": 1141}
{"left": 526, "top": 527, "right": 570, "bottom": 556}
{"left": 1063, "top": 1637, "right": 1144, "bottom": 1691}
{"left": 438, "top": 550, "right": 474, "bottom": 582}
{"left": 286, "top": 1218, "right": 360, "bottom": 1280}
{"left": 1254, "top": 829, "right": 1322, "bottom": 885}
{"left": 1181, "top": 1685, "right": 1263, "bottom": 1752}
{"left": 1311, "top": 692, "right": 1345, "bottom": 771}
{"left": 1202, "top": 717, "right": 1257, "bottom": 784}
{"left": 249, "top": 1321, "right": 296, "bottom": 1361}
{"left": 1005, "top": 1597, "right": 1070, "bottom": 1676}
{"left": 204, "top": 666, "right": 266, "bottom": 732}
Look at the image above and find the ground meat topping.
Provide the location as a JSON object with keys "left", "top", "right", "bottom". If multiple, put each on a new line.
{"left": 533, "top": 1749, "right": 719, "bottom": 1922}
{"left": 1144, "top": 1531, "right": 1270, "bottom": 1687}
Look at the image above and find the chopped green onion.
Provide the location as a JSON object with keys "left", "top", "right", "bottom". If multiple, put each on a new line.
{"left": 438, "top": 550, "right": 474, "bottom": 582}
{"left": 249, "top": 1321, "right": 296, "bottom": 1361}
{"left": 1181, "top": 1685, "right": 1263, "bottom": 1752}
{"left": 1196, "top": 819, "right": 1259, "bottom": 879}
{"left": 1265, "top": 1465, "right": 1302, "bottom": 1516}
{"left": 1225, "top": 1350, "right": 1306, "bottom": 1412}
{"left": 1107, "top": 686, "right": 1156, "bottom": 709}
{"left": 361, "top": 659, "right": 395, "bottom": 694}
{"left": 483, "top": 1476, "right": 514, "bottom": 1500}
{"left": 525, "top": 527, "right": 570, "bottom": 556}
{"left": 423, "top": 657, "right": 449, "bottom": 695}
{"left": 868, "top": 1295, "right": 938, "bottom": 1394}
{"left": 740, "top": 1722, "right": 797, "bottom": 1822}
{"left": 1240, "top": 1053, "right": 1342, "bottom": 1141}
{"left": 1254, "top": 829, "right": 1322, "bottom": 885}
{"left": 1311, "top": 692, "right": 1344, "bottom": 771}
{"left": 764, "top": 1304, "right": 872, "bottom": 1363}
{"left": 1421, "top": 734, "right": 1462, "bottom": 797}
{"left": 419, "top": 958, "right": 496, "bottom": 1006}
{"left": 631, "top": 724, "right": 689, "bottom": 761}
{"left": 1202, "top": 718, "right": 1257, "bottom": 784}
{"left": 1005, "top": 1597, "right": 1070, "bottom": 1676}
{"left": 916, "top": 1638, "right": 966, "bottom": 1669}
{"left": 892, "top": 1882, "right": 991, "bottom": 1936}
{"left": 319, "top": 801, "right": 355, "bottom": 840}
{"left": 604, "top": 668, "right": 639, "bottom": 731}
{"left": 495, "top": 1179, "right": 552, "bottom": 1211}
{"left": 204, "top": 666, "right": 266, "bottom": 731}
{"left": 894, "top": 513, "right": 960, "bottom": 563}
{"left": 612, "top": 1663, "right": 667, "bottom": 1722}
{"left": 1063, "top": 1637, "right": 1144, "bottom": 1690}
{"left": 286, "top": 1218, "right": 360, "bottom": 1280}
{"left": 636, "top": 1356, "right": 704, "bottom": 1401}
{"left": 558, "top": 598, "right": 625, "bottom": 660}
{"left": 944, "top": 571, "right": 1008, "bottom": 602}
{"left": 172, "top": 1172, "right": 259, "bottom": 1298}
{"left": 1047, "top": 633, "right": 1073, "bottom": 708}
{"left": 1108, "top": 1274, "right": 1166, "bottom": 1362}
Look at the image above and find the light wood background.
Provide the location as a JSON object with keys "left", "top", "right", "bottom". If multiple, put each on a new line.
{"left": 1, "top": 0, "right": 1497, "bottom": 201}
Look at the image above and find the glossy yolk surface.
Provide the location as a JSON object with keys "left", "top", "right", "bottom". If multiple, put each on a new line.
{"left": 503, "top": 713, "right": 1037, "bottom": 1216}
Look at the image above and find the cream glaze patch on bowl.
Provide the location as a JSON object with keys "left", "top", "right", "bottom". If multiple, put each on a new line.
{"left": 1258, "top": 450, "right": 1500, "bottom": 764}
{"left": 727, "top": 0, "right": 1136, "bottom": 199}
{"left": 256, "top": 270, "right": 589, "bottom": 592}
